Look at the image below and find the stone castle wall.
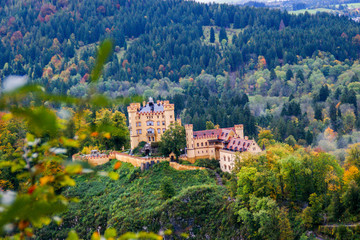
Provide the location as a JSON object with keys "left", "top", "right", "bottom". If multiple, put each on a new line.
{"left": 112, "top": 152, "right": 169, "bottom": 167}
{"left": 169, "top": 162, "right": 205, "bottom": 171}
{"left": 87, "top": 156, "right": 110, "bottom": 166}
{"left": 73, "top": 152, "right": 204, "bottom": 171}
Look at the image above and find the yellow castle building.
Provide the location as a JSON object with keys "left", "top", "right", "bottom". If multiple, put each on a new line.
{"left": 127, "top": 98, "right": 180, "bottom": 150}
{"left": 185, "top": 124, "right": 262, "bottom": 172}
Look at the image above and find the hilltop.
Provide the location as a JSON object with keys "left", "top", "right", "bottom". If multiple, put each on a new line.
{"left": 36, "top": 161, "right": 238, "bottom": 239}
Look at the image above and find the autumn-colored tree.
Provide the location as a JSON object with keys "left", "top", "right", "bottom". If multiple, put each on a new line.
{"left": 206, "top": 121, "right": 215, "bottom": 130}
{"left": 278, "top": 207, "right": 294, "bottom": 240}
{"left": 257, "top": 128, "right": 275, "bottom": 147}
{"left": 345, "top": 143, "right": 360, "bottom": 169}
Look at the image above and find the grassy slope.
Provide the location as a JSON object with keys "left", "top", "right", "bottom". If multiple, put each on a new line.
{"left": 37, "top": 160, "right": 239, "bottom": 239}
{"left": 202, "top": 26, "right": 243, "bottom": 45}
{"left": 289, "top": 8, "right": 339, "bottom": 15}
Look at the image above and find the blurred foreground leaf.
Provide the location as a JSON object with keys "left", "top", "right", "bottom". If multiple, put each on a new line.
{"left": 91, "top": 40, "right": 113, "bottom": 82}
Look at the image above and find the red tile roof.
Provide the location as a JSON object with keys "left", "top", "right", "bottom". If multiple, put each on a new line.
{"left": 193, "top": 127, "right": 235, "bottom": 139}
{"left": 225, "top": 137, "right": 254, "bottom": 152}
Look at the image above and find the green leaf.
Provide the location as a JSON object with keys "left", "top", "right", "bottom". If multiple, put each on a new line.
{"left": 26, "top": 133, "right": 35, "bottom": 142}
{"left": 59, "top": 175, "right": 76, "bottom": 187}
{"left": 108, "top": 172, "right": 119, "bottom": 181}
{"left": 104, "top": 227, "right": 117, "bottom": 238}
{"left": 90, "top": 95, "right": 110, "bottom": 107}
{"left": 65, "top": 164, "right": 83, "bottom": 175}
{"left": 61, "top": 137, "right": 79, "bottom": 148}
{"left": 91, "top": 40, "right": 113, "bottom": 82}
{"left": 11, "top": 107, "right": 58, "bottom": 138}
{"left": 66, "top": 230, "right": 79, "bottom": 240}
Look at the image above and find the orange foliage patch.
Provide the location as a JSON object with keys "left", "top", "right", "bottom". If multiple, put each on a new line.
{"left": 324, "top": 127, "right": 337, "bottom": 141}
{"left": 91, "top": 132, "right": 99, "bottom": 137}
{"left": 114, "top": 161, "right": 122, "bottom": 170}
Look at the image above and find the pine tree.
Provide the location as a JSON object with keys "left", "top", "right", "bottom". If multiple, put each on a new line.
{"left": 219, "top": 27, "right": 228, "bottom": 42}
{"left": 210, "top": 27, "right": 215, "bottom": 43}
{"left": 270, "top": 69, "right": 277, "bottom": 81}
{"left": 296, "top": 69, "right": 304, "bottom": 82}
{"left": 314, "top": 104, "right": 323, "bottom": 121}
{"left": 234, "top": 12, "right": 241, "bottom": 29}
{"left": 286, "top": 69, "right": 293, "bottom": 81}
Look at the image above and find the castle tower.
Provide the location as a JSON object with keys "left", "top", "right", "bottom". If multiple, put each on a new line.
{"left": 127, "top": 103, "right": 141, "bottom": 150}
{"left": 185, "top": 124, "right": 195, "bottom": 159}
{"left": 127, "top": 98, "right": 177, "bottom": 150}
{"left": 235, "top": 124, "right": 244, "bottom": 139}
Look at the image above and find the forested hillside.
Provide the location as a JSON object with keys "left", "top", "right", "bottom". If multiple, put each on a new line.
{"left": 2, "top": 0, "right": 360, "bottom": 147}
{"left": 1, "top": 0, "right": 360, "bottom": 88}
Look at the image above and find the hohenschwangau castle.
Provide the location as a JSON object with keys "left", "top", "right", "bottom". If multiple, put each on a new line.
{"left": 128, "top": 98, "right": 262, "bottom": 172}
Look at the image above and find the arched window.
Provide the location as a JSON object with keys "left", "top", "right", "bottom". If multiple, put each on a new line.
{"left": 147, "top": 121, "right": 154, "bottom": 126}
{"left": 147, "top": 128, "right": 154, "bottom": 134}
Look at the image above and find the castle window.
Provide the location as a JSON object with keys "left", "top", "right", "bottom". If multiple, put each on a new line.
{"left": 157, "top": 116, "right": 159, "bottom": 119}
{"left": 149, "top": 137, "right": 151, "bottom": 141}
{"left": 162, "top": 128, "right": 165, "bottom": 133}
{"left": 197, "top": 143, "right": 199, "bottom": 147}
{"left": 162, "top": 121, "right": 165, "bottom": 125}
{"left": 138, "top": 122, "right": 141, "bottom": 127}
{"left": 157, "top": 121, "right": 160, "bottom": 126}
{"left": 147, "top": 128, "right": 155, "bottom": 134}
{"left": 147, "top": 121, "right": 154, "bottom": 126}
{"left": 205, "top": 142, "right": 207, "bottom": 146}
{"left": 152, "top": 137, "right": 155, "bottom": 141}
{"left": 139, "top": 129, "right": 142, "bottom": 134}
{"left": 158, "top": 129, "right": 161, "bottom": 134}
{"left": 201, "top": 143, "right": 203, "bottom": 147}
{"left": 225, "top": 165, "right": 227, "bottom": 170}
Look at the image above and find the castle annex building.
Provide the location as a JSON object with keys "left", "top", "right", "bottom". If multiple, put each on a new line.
{"left": 185, "top": 124, "right": 262, "bottom": 172}
{"left": 128, "top": 98, "right": 180, "bottom": 150}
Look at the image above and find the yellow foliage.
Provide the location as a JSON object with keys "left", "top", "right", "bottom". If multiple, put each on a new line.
{"left": 344, "top": 165, "right": 360, "bottom": 186}
{"left": 40, "top": 176, "right": 55, "bottom": 186}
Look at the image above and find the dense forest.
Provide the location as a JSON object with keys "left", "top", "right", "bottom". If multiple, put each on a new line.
{"left": 3, "top": 0, "right": 360, "bottom": 239}
{"left": 1, "top": 0, "right": 360, "bottom": 85}
{"left": 2, "top": 0, "right": 360, "bottom": 147}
